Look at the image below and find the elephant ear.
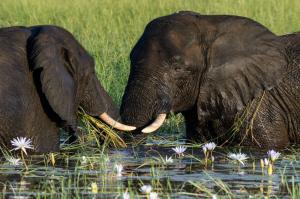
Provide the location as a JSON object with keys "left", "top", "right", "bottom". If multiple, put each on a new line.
{"left": 29, "top": 29, "right": 77, "bottom": 129}
{"left": 197, "top": 17, "right": 287, "bottom": 116}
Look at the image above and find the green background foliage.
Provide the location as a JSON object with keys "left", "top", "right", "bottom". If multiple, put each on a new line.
{"left": 1, "top": 0, "right": 299, "bottom": 104}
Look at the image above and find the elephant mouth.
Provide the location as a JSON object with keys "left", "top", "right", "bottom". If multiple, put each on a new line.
{"left": 141, "top": 113, "right": 167, "bottom": 133}
{"left": 120, "top": 83, "right": 172, "bottom": 133}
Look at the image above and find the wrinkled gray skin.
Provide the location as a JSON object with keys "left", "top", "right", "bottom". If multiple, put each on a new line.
{"left": 0, "top": 25, "right": 119, "bottom": 153}
{"left": 121, "top": 11, "right": 300, "bottom": 148}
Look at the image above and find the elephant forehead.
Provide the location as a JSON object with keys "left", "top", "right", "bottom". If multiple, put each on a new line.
{"left": 159, "top": 31, "right": 201, "bottom": 65}
{"left": 167, "top": 30, "right": 197, "bottom": 48}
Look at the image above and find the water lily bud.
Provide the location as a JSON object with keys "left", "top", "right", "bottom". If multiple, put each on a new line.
{"left": 91, "top": 182, "right": 98, "bottom": 193}
{"left": 260, "top": 159, "right": 264, "bottom": 169}
{"left": 203, "top": 146, "right": 207, "bottom": 156}
{"left": 267, "top": 164, "right": 273, "bottom": 176}
{"left": 50, "top": 153, "right": 55, "bottom": 166}
{"left": 264, "top": 158, "right": 269, "bottom": 166}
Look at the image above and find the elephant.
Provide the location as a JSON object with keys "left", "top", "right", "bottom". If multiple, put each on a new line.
{"left": 0, "top": 25, "right": 135, "bottom": 153}
{"left": 120, "top": 11, "right": 300, "bottom": 148}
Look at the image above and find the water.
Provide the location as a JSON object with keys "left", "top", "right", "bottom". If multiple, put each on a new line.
{"left": 0, "top": 144, "right": 299, "bottom": 198}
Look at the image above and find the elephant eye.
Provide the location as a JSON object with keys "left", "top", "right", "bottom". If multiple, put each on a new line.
{"left": 170, "top": 55, "right": 183, "bottom": 65}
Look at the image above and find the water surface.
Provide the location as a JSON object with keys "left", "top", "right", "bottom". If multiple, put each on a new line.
{"left": 0, "top": 143, "right": 299, "bottom": 198}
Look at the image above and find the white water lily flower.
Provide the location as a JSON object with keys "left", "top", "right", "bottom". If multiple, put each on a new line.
{"left": 172, "top": 146, "right": 187, "bottom": 156}
{"left": 114, "top": 164, "right": 123, "bottom": 177}
{"left": 11, "top": 137, "right": 34, "bottom": 155}
{"left": 165, "top": 156, "right": 173, "bottom": 164}
{"left": 267, "top": 150, "right": 280, "bottom": 162}
{"left": 203, "top": 142, "right": 216, "bottom": 151}
{"left": 228, "top": 152, "right": 248, "bottom": 165}
{"left": 150, "top": 192, "right": 159, "bottom": 199}
{"left": 7, "top": 157, "right": 21, "bottom": 166}
{"left": 122, "top": 191, "right": 130, "bottom": 199}
{"left": 140, "top": 185, "right": 152, "bottom": 194}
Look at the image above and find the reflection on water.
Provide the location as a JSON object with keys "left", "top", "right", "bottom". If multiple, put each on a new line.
{"left": 0, "top": 145, "right": 299, "bottom": 198}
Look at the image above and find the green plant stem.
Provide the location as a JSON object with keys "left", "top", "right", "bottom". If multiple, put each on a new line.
{"left": 21, "top": 150, "right": 28, "bottom": 171}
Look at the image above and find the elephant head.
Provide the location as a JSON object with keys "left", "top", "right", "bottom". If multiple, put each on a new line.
{"left": 120, "top": 11, "right": 286, "bottom": 137}
{"left": 28, "top": 26, "right": 135, "bottom": 135}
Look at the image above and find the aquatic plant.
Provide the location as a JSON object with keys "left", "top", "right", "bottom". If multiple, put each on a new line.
{"left": 140, "top": 185, "right": 152, "bottom": 194}
{"left": 7, "top": 157, "right": 21, "bottom": 166}
{"left": 81, "top": 156, "right": 87, "bottom": 165}
{"left": 122, "top": 191, "right": 130, "bottom": 199}
{"left": 264, "top": 158, "right": 269, "bottom": 166}
{"left": 149, "top": 192, "right": 159, "bottom": 199}
{"left": 91, "top": 182, "right": 98, "bottom": 193}
{"left": 10, "top": 137, "right": 34, "bottom": 170}
{"left": 265, "top": 150, "right": 280, "bottom": 175}
{"left": 203, "top": 142, "right": 216, "bottom": 151}
{"left": 49, "top": 152, "right": 56, "bottom": 166}
{"left": 164, "top": 156, "right": 174, "bottom": 164}
{"left": 202, "top": 142, "right": 216, "bottom": 164}
{"left": 172, "top": 146, "right": 187, "bottom": 157}
{"left": 267, "top": 150, "right": 281, "bottom": 163}
{"left": 79, "top": 109, "right": 127, "bottom": 148}
{"left": 114, "top": 163, "right": 124, "bottom": 177}
{"left": 227, "top": 152, "right": 248, "bottom": 165}
{"left": 10, "top": 137, "right": 33, "bottom": 155}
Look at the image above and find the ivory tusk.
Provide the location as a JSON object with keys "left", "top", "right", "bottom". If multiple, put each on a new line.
{"left": 99, "top": 112, "right": 136, "bottom": 131}
{"left": 141, "top": 113, "right": 167, "bottom": 134}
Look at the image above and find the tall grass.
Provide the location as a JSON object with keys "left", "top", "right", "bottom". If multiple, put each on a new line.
{"left": 1, "top": 0, "right": 299, "bottom": 105}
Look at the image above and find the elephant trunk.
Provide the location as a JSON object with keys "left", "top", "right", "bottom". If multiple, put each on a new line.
{"left": 120, "top": 75, "right": 172, "bottom": 130}
{"left": 81, "top": 74, "right": 135, "bottom": 131}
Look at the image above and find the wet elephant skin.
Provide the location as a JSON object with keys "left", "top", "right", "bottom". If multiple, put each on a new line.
{"left": 121, "top": 11, "right": 300, "bottom": 148}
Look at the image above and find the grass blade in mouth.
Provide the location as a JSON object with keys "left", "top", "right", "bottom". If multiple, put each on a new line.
{"left": 78, "top": 108, "right": 127, "bottom": 148}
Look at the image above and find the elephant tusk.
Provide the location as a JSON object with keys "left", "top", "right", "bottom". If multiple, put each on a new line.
{"left": 141, "top": 113, "right": 167, "bottom": 134}
{"left": 100, "top": 112, "right": 136, "bottom": 131}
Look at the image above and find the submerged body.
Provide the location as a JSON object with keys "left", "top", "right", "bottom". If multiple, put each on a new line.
{"left": 0, "top": 26, "right": 134, "bottom": 153}
{"left": 121, "top": 11, "right": 300, "bottom": 148}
